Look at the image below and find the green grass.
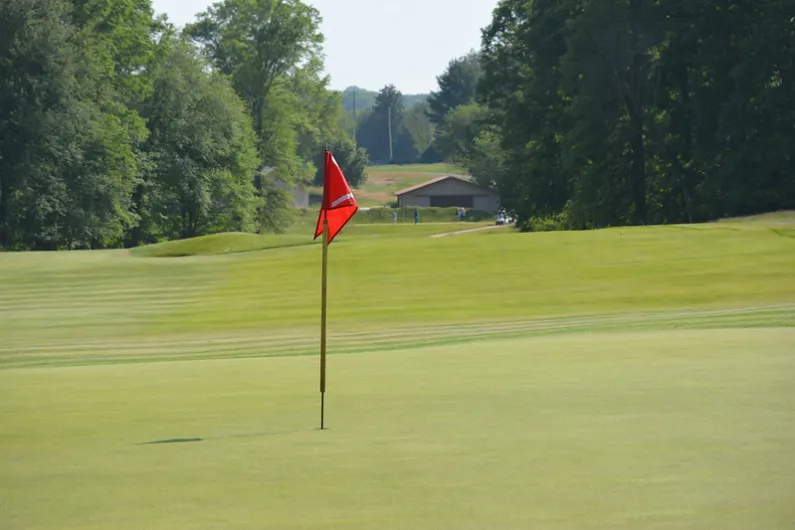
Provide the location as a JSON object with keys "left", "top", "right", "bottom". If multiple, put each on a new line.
{"left": 1, "top": 219, "right": 793, "bottom": 364}
{"left": 717, "top": 210, "right": 795, "bottom": 224}
{"left": 127, "top": 222, "right": 497, "bottom": 258}
{"left": 129, "top": 232, "right": 315, "bottom": 257}
{"left": 2, "top": 216, "right": 794, "bottom": 528}
{"left": 368, "top": 162, "right": 466, "bottom": 174}
{"left": 2, "top": 330, "right": 793, "bottom": 529}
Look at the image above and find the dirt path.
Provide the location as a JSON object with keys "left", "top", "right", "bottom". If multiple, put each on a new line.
{"left": 429, "top": 225, "right": 505, "bottom": 238}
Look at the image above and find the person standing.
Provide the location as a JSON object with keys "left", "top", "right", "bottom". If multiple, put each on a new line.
{"left": 392, "top": 210, "right": 398, "bottom": 224}
{"left": 414, "top": 209, "right": 419, "bottom": 225}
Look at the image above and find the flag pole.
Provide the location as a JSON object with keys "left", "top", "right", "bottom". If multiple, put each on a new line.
{"left": 317, "top": 147, "right": 356, "bottom": 430}
{"left": 319, "top": 159, "right": 330, "bottom": 430}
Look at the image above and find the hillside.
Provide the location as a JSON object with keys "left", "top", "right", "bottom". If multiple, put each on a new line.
{"left": 2, "top": 215, "right": 792, "bottom": 367}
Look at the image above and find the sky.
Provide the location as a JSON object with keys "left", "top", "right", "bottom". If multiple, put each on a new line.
{"left": 150, "top": 0, "right": 499, "bottom": 94}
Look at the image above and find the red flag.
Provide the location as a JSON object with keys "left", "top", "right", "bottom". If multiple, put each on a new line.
{"left": 314, "top": 151, "right": 358, "bottom": 244}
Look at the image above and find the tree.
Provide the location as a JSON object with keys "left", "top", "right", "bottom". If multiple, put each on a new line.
{"left": 476, "top": 0, "right": 793, "bottom": 230}
{"left": 427, "top": 51, "right": 482, "bottom": 125}
{"left": 313, "top": 140, "right": 369, "bottom": 189}
{"left": 1, "top": 0, "right": 76, "bottom": 248}
{"left": 0, "top": 0, "right": 142, "bottom": 249}
{"left": 356, "top": 84, "right": 418, "bottom": 163}
{"left": 478, "top": 0, "right": 575, "bottom": 228}
{"left": 457, "top": 126, "right": 508, "bottom": 190}
{"left": 403, "top": 101, "right": 435, "bottom": 156}
{"left": 287, "top": 57, "right": 347, "bottom": 165}
{"left": 560, "top": 0, "right": 658, "bottom": 227}
{"left": 137, "top": 39, "right": 259, "bottom": 241}
{"left": 185, "top": 0, "right": 323, "bottom": 182}
{"left": 434, "top": 103, "right": 487, "bottom": 162}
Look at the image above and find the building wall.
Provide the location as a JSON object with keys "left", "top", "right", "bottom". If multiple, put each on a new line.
{"left": 292, "top": 187, "right": 309, "bottom": 208}
{"left": 397, "top": 178, "right": 500, "bottom": 212}
{"left": 271, "top": 178, "right": 309, "bottom": 208}
{"left": 418, "top": 179, "right": 480, "bottom": 196}
{"left": 398, "top": 195, "right": 431, "bottom": 208}
{"left": 473, "top": 194, "right": 500, "bottom": 212}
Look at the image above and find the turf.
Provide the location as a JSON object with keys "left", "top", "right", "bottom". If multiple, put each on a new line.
{"left": 2, "top": 330, "right": 793, "bottom": 529}
{"left": 1, "top": 216, "right": 794, "bottom": 528}
{"left": 129, "top": 232, "right": 315, "bottom": 257}
{"left": 368, "top": 162, "right": 465, "bottom": 174}
{"left": 127, "top": 223, "right": 497, "bottom": 258}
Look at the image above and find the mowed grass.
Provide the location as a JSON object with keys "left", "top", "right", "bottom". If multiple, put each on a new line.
{"left": 129, "top": 232, "right": 314, "bottom": 257}
{"left": 1, "top": 219, "right": 793, "bottom": 365}
{"left": 2, "top": 330, "right": 794, "bottom": 529}
{"left": 128, "top": 223, "right": 493, "bottom": 258}
{"left": 717, "top": 209, "right": 795, "bottom": 224}
{"left": 368, "top": 162, "right": 465, "bottom": 174}
{"left": 1, "top": 216, "right": 794, "bottom": 528}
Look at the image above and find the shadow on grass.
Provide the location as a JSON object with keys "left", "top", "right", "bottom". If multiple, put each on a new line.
{"left": 138, "top": 430, "right": 307, "bottom": 446}
{"left": 140, "top": 437, "right": 203, "bottom": 445}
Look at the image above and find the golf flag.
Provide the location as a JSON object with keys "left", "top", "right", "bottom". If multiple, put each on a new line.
{"left": 314, "top": 151, "right": 358, "bottom": 244}
{"left": 315, "top": 149, "right": 358, "bottom": 430}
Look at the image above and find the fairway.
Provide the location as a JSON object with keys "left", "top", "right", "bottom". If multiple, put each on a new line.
{"left": 2, "top": 217, "right": 794, "bottom": 528}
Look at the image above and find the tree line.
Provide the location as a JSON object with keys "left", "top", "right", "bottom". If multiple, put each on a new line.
{"left": 0, "top": 0, "right": 368, "bottom": 250}
{"left": 425, "top": 0, "right": 794, "bottom": 230}
{"left": 4, "top": 0, "right": 792, "bottom": 250}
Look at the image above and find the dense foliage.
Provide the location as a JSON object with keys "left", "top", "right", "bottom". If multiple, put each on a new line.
{"left": 0, "top": 0, "right": 356, "bottom": 249}
{"left": 459, "top": 0, "right": 794, "bottom": 230}
{"left": 2, "top": 0, "right": 791, "bottom": 249}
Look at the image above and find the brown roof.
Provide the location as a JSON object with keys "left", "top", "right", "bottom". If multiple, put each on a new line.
{"left": 394, "top": 175, "right": 488, "bottom": 196}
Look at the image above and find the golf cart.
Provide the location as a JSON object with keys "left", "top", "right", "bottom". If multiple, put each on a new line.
{"left": 495, "top": 211, "right": 513, "bottom": 225}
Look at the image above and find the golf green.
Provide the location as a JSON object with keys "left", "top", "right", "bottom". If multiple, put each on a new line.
{"left": 1, "top": 217, "right": 794, "bottom": 528}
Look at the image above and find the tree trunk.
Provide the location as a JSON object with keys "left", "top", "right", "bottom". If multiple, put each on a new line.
{"left": 676, "top": 61, "right": 695, "bottom": 224}
{"left": 628, "top": 101, "right": 647, "bottom": 225}
{"left": 627, "top": 0, "right": 647, "bottom": 225}
{"left": 0, "top": 178, "right": 10, "bottom": 248}
{"left": 252, "top": 95, "right": 265, "bottom": 191}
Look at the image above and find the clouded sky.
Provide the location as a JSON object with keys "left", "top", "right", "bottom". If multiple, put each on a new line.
{"left": 151, "top": 0, "right": 499, "bottom": 94}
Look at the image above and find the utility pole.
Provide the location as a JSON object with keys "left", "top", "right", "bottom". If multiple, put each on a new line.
{"left": 352, "top": 89, "right": 357, "bottom": 149}
{"left": 387, "top": 104, "right": 393, "bottom": 163}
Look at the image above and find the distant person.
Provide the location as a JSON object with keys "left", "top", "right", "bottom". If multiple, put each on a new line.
{"left": 392, "top": 211, "right": 398, "bottom": 224}
{"left": 414, "top": 209, "right": 419, "bottom": 225}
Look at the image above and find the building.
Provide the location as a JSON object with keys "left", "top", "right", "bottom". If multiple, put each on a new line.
{"left": 260, "top": 167, "right": 310, "bottom": 208}
{"left": 395, "top": 175, "right": 500, "bottom": 212}
{"left": 275, "top": 180, "right": 309, "bottom": 208}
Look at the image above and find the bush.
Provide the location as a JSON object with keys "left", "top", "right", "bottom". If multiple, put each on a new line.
{"left": 526, "top": 213, "right": 569, "bottom": 232}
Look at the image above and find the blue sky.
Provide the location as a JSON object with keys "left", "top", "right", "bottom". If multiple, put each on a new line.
{"left": 151, "top": 0, "right": 499, "bottom": 94}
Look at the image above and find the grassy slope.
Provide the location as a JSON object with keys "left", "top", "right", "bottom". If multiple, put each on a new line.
{"left": 2, "top": 215, "right": 794, "bottom": 529}
{"left": 129, "top": 232, "right": 314, "bottom": 257}
{"left": 1, "top": 219, "right": 793, "bottom": 367}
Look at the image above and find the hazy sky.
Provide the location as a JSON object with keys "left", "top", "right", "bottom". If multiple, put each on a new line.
{"left": 151, "top": 0, "right": 499, "bottom": 94}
